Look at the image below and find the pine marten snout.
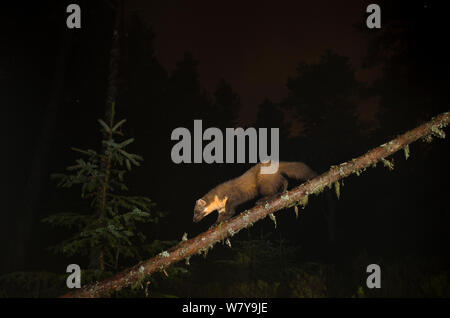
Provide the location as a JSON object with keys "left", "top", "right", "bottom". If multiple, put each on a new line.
{"left": 193, "top": 161, "right": 317, "bottom": 226}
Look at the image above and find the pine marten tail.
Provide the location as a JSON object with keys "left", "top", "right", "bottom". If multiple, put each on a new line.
{"left": 278, "top": 161, "right": 318, "bottom": 181}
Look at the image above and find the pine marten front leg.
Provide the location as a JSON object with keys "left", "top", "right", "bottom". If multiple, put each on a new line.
{"left": 213, "top": 205, "right": 235, "bottom": 226}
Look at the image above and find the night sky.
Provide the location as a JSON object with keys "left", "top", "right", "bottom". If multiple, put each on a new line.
{"left": 128, "top": 0, "right": 379, "bottom": 125}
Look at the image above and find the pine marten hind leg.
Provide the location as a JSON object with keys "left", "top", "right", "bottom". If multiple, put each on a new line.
{"left": 256, "top": 178, "right": 288, "bottom": 205}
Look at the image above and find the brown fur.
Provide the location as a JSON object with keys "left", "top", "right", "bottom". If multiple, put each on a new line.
{"left": 193, "top": 161, "right": 318, "bottom": 225}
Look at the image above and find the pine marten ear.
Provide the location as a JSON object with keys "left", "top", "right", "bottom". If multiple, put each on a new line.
{"left": 196, "top": 199, "right": 206, "bottom": 206}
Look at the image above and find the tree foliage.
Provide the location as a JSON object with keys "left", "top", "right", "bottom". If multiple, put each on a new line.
{"left": 43, "top": 104, "right": 163, "bottom": 270}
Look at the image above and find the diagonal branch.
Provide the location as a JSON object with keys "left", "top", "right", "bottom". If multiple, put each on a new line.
{"left": 62, "top": 111, "right": 449, "bottom": 297}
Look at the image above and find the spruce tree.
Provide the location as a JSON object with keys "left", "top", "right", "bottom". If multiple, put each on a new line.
{"left": 43, "top": 103, "right": 160, "bottom": 271}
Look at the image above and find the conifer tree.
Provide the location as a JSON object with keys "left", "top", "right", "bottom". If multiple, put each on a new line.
{"left": 43, "top": 103, "right": 160, "bottom": 271}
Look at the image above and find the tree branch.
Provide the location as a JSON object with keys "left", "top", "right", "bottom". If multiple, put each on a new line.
{"left": 62, "top": 111, "right": 449, "bottom": 297}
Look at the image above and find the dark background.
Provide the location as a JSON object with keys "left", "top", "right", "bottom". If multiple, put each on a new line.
{"left": 1, "top": 0, "right": 449, "bottom": 297}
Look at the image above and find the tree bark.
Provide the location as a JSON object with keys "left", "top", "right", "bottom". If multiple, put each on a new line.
{"left": 62, "top": 111, "right": 449, "bottom": 298}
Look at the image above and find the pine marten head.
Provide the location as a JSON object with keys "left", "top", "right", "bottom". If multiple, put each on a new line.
{"left": 193, "top": 195, "right": 228, "bottom": 222}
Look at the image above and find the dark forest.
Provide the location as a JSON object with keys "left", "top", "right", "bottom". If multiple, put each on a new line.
{"left": 1, "top": 0, "right": 449, "bottom": 300}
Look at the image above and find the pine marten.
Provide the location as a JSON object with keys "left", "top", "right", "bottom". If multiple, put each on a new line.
{"left": 193, "top": 161, "right": 318, "bottom": 225}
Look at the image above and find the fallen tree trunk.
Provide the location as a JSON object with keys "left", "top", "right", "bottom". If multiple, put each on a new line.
{"left": 62, "top": 111, "right": 449, "bottom": 297}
